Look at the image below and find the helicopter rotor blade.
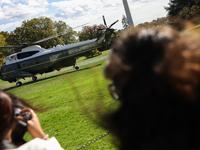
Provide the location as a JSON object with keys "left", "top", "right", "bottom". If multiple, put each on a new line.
{"left": 3, "top": 47, "right": 16, "bottom": 52}
{"left": 0, "top": 46, "right": 21, "bottom": 52}
{"left": 102, "top": 15, "right": 108, "bottom": 28}
{"left": 30, "top": 22, "right": 90, "bottom": 45}
{"left": 0, "top": 46, "right": 20, "bottom": 48}
{"left": 109, "top": 20, "right": 119, "bottom": 28}
{"left": 0, "top": 47, "right": 16, "bottom": 52}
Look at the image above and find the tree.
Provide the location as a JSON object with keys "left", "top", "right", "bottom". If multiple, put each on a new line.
{"left": 0, "top": 17, "right": 78, "bottom": 58}
{"left": 20, "top": 17, "right": 64, "bottom": 49}
{"left": 3, "top": 17, "right": 63, "bottom": 49}
{"left": 78, "top": 24, "right": 106, "bottom": 41}
{"left": 0, "top": 34, "right": 6, "bottom": 47}
{"left": 0, "top": 34, "right": 9, "bottom": 65}
{"left": 0, "top": 33, "right": 17, "bottom": 58}
{"left": 3, "top": 17, "right": 78, "bottom": 51}
{"left": 136, "top": 17, "right": 170, "bottom": 28}
{"left": 53, "top": 20, "right": 78, "bottom": 45}
{"left": 0, "top": 31, "right": 9, "bottom": 41}
{"left": 165, "top": 0, "right": 200, "bottom": 19}
{"left": 84, "top": 49, "right": 102, "bottom": 59}
{"left": 122, "top": 15, "right": 129, "bottom": 29}
{"left": 178, "top": 5, "right": 200, "bottom": 19}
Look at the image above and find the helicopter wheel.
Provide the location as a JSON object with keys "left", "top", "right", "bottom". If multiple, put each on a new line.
{"left": 16, "top": 81, "right": 22, "bottom": 87}
{"left": 32, "top": 76, "right": 37, "bottom": 81}
{"left": 75, "top": 66, "right": 79, "bottom": 70}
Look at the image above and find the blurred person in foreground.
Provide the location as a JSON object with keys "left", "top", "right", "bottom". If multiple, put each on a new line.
{"left": 0, "top": 90, "right": 63, "bottom": 150}
{"left": 103, "top": 23, "right": 200, "bottom": 150}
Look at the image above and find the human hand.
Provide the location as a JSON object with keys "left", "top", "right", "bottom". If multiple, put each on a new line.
{"left": 20, "top": 108, "right": 49, "bottom": 140}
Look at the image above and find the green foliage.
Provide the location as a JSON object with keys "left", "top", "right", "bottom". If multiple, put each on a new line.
{"left": 0, "top": 17, "right": 77, "bottom": 55}
{"left": 2, "top": 17, "right": 59, "bottom": 49}
{"left": 84, "top": 49, "right": 102, "bottom": 59}
{"left": 0, "top": 34, "right": 14, "bottom": 61}
{"left": 0, "top": 34, "right": 6, "bottom": 65}
{"left": 16, "top": 17, "right": 64, "bottom": 49}
{"left": 0, "top": 50, "right": 117, "bottom": 150}
{"left": 53, "top": 20, "right": 78, "bottom": 45}
{"left": 165, "top": 0, "right": 200, "bottom": 19}
{"left": 178, "top": 5, "right": 200, "bottom": 19}
{"left": 136, "top": 17, "right": 170, "bottom": 28}
{"left": 0, "top": 31, "right": 9, "bottom": 41}
{"left": 78, "top": 24, "right": 106, "bottom": 41}
{"left": 122, "top": 15, "right": 129, "bottom": 29}
{"left": 0, "top": 34, "right": 6, "bottom": 46}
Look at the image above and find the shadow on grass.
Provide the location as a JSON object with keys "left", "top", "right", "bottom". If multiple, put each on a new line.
{"left": 3, "top": 64, "right": 102, "bottom": 92}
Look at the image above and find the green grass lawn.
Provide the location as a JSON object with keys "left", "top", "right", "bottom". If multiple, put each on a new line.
{"left": 0, "top": 50, "right": 119, "bottom": 150}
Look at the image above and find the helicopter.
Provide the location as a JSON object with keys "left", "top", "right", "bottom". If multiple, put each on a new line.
{"left": 0, "top": 16, "right": 118, "bottom": 86}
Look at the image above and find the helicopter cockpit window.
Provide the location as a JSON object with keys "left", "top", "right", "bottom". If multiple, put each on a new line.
{"left": 1, "top": 65, "right": 6, "bottom": 72}
{"left": 17, "top": 51, "right": 39, "bottom": 60}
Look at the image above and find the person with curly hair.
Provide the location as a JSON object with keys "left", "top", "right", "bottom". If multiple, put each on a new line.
{"left": 104, "top": 24, "right": 200, "bottom": 150}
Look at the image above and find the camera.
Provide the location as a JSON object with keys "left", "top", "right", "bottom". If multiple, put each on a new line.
{"left": 11, "top": 103, "right": 31, "bottom": 146}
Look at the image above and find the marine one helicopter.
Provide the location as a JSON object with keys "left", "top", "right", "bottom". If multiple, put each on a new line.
{"left": 0, "top": 16, "right": 118, "bottom": 86}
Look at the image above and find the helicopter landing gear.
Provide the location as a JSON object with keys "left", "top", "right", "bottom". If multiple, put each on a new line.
{"left": 73, "top": 64, "right": 79, "bottom": 70}
{"left": 75, "top": 66, "right": 79, "bottom": 70}
{"left": 16, "top": 78, "right": 22, "bottom": 87}
{"left": 16, "top": 81, "right": 22, "bottom": 87}
{"left": 32, "top": 76, "right": 37, "bottom": 81}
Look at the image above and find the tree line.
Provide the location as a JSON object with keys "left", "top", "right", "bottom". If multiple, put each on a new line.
{"left": 1, "top": 0, "right": 198, "bottom": 62}
{"left": 0, "top": 17, "right": 78, "bottom": 58}
{"left": 165, "top": 0, "right": 200, "bottom": 20}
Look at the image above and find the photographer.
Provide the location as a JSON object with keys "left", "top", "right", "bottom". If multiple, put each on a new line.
{"left": 0, "top": 90, "right": 63, "bottom": 150}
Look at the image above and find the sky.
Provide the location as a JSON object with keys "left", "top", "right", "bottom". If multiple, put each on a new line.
{"left": 0, "top": 0, "right": 169, "bottom": 32}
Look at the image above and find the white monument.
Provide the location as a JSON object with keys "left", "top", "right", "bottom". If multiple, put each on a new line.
{"left": 122, "top": 0, "right": 134, "bottom": 27}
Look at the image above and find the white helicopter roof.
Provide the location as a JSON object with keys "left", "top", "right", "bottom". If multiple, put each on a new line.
{"left": 3, "top": 45, "right": 44, "bottom": 64}
{"left": 21, "top": 45, "right": 44, "bottom": 52}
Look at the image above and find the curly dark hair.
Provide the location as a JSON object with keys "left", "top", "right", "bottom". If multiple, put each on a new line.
{"left": 104, "top": 24, "right": 200, "bottom": 150}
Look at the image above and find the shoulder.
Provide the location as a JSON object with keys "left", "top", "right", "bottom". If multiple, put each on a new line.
{"left": 16, "top": 137, "right": 63, "bottom": 150}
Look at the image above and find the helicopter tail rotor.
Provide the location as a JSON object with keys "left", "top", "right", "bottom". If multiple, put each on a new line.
{"left": 102, "top": 15, "right": 118, "bottom": 31}
{"left": 101, "top": 16, "right": 118, "bottom": 36}
{"left": 109, "top": 20, "right": 119, "bottom": 28}
{"left": 102, "top": 15, "right": 108, "bottom": 28}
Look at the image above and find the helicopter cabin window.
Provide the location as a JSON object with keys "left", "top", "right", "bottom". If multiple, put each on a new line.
{"left": 17, "top": 51, "right": 39, "bottom": 60}
{"left": 10, "top": 55, "right": 17, "bottom": 60}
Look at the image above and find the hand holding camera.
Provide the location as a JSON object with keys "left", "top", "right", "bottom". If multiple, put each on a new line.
{"left": 14, "top": 103, "right": 31, "bottom": 121}
{"left": 12, "top": 103, "right": 32, "bottom": 145}
{"left": 20, "top": 108, "right": 47, "bottom": 140}
{"left": 12, "top": 103, "right": 48, "bottom": 146}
